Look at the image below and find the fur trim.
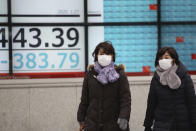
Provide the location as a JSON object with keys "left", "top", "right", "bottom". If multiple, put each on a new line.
{"left": 87, "top": 64, "right": 125, "bottom": 71}
{"left": 117, "top": 64, "right": 126, "bottom": 71}
{"left": 87, "top": 64, "right": 94, "bottom": 71}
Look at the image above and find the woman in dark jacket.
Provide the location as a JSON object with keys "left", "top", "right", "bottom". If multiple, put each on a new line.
{"left": 77, "top": 41, "right": 131, "bottom": 131}
{"left": 144, "top": 47, "right": 196, "bottom": 131}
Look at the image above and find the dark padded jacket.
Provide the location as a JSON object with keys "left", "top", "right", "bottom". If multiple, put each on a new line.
{"left": 77, "top": 65, "right": 131, "bottom": 131}
{"left": 144, "top": 62, "right": 196, "bottom": 131}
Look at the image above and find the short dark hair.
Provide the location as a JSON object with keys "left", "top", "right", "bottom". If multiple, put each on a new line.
{"left": 92, "top": 41, "right": 115, "bottom": 62}
{"left": 155, "top": 47, "right": 180, "bottom": 66}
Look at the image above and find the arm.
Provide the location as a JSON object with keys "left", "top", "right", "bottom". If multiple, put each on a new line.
{"left": 184, "top": 73, "right": 196, "bottom": 129}
{"left": 118, "top": 70, "right": 131, "bottom": 121}
{"left": 77, "top": 72, "right": 89, "bottom": 123}
{"left": 144, "top": 77, "right": 157, "bottom": 128}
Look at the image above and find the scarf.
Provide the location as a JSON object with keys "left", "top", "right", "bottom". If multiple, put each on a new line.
{"left": 156, "top": 64, "right": 181, "bottom": 89}
{"left": 94, "top": 61, "right": 120, "bottom": 85}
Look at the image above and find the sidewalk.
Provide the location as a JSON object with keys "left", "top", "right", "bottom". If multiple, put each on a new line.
{"left": 0, "top": 75, "right": 195, "bottom": 131}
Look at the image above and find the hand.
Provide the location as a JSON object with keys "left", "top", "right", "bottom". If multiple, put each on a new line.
{"left": 79, "top": 122, "right": 84, "bottom": 131}
{"left": 144, "top": 127, "right": 152, "bottom": 131}
{"left": 117, "top": 118, "right": 128, "bottom": 130}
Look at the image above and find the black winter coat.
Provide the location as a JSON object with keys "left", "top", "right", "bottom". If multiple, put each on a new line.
{"left": 144, "top": 62, "right": 196, "bottom": 131}
{"left": 77, "top": 65, "right": 131, "bottom": 131}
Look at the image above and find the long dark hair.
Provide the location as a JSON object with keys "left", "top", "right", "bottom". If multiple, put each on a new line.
{"left": 92, "top": 41, "right": 115, "bottom": 62}
{"left": 155, "top": 47, "right": 180, "bottom": 66}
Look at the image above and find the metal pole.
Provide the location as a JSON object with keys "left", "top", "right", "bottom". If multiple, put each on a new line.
{"left": 157, "top": 0, "right": 161, "bottom": 50}
{"left": 7, "top": 0, "right": 13, "bottom": 75}
{"left": 84, "top": 0, "right": 88, "bottom": 72}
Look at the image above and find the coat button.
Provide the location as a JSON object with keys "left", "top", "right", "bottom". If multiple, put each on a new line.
{"left": 100, "top": 110, "right": 103, "bottom": 113}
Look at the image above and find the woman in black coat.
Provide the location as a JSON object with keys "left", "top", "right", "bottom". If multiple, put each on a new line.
{"left": 144, "top": 47, "right": 196, "bottom": 131}
{"left": 77, "top": 41, "right": 131, "bottom": 131}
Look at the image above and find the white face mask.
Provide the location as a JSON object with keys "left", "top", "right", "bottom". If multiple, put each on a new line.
{"left": 98, "top": 55, "right": 112, "bottom": 67}
{"left": 159, "top": 59, "right": 172, "bottom": 70}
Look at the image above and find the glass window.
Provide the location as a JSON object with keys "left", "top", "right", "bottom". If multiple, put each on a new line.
{"left": 0, "top": 26, "right": 9, "bottom": 74}
{"left": 1, "top": 0, "right": 196, "bottom": 78}
{"left": 12, "top": 26, "right": 85, "bottom": 75}
{"left": 103, "top": 0, "right": 157, "bottom": 22}
{"left": 0, "top": 0, "right": 8, "bottom": 23}
{"left": 89, "top": 26, "right": 157, "bottom": 73}
{"left": 11, "top": 0, "right": 84, "bottom": 23}
{"left": 161, "top": 0, "right": 196, "bottom": 22}
{"left": 162, "top": 25, "right": 196, "bottom": 71}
